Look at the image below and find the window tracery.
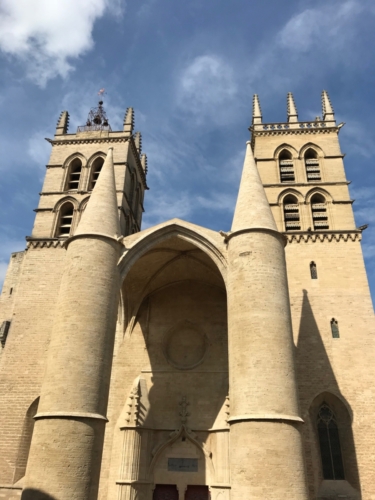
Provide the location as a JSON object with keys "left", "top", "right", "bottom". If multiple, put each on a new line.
{"left": 317, "top": 403, "right": 345, "bottom": 480}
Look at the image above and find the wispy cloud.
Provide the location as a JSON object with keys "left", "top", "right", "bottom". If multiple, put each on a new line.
{"left": 176, "top": 55, "right": 238, "bottom": 124}
{"left": 0, "top": 0, "right": 126, "bottom": 86}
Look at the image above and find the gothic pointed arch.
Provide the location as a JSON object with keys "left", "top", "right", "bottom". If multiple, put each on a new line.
{"left": 273, "top": 143, "right": 298, "bottom": 160}
{"left": 118, "top": 219, "right": 227, "bottom": 284}
{"left": 52, "top": 196, "right": 79, "bottom": 238}
{"left": 277, "top": 188, "right": 304, "bottom": 205}
{"left": 299, "top": 142, "right": 325, "bottom": 159}
{"left": 306, "top": 187, "right": 333, "bottom": 204}
{"left": 62, "top": 153, "right": 86, "bottom": 192}
{"left": 87, "top": 151, "right": 106, "bottom": 191}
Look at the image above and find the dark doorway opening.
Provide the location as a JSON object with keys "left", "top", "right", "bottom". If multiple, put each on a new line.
{"left": 153, "top": 484, "right": 179, "bottom": 500}
{"left": 185, "top": 485, "right": 210, "bottom": 500}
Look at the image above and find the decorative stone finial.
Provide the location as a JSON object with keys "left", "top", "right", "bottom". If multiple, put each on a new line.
{"left": 287, "top": 92, "right": 298, "bottom": 123}
{"left": 134, "top": 131, "right": 142, "bottom": 155}
{"left": 123, "top": 107, "right": 134, "bottom": 134}
{"left": 141, "top": 153, "right": 148, "bottom": 175}
{"left": 55, "top": 111, "right": 69, "bottom": 135}
{"left": 178, "top": 396, "right": 190, "bottom": 425}
{"left": 322, "top": 90, "right": 335, "bottom": 121}
{"left": 252, "top": 94, "right": 262, "bottom": 124}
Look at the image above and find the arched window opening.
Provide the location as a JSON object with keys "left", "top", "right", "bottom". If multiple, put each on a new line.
{"left": 66, "top": 158, "right": 82, "bottom": 190}
{"left": 305, "top": 148, "right": 321, "bottom": 182}
{"left": 90, "top": 157, "right": 104, "bottom": 190}
{"left": 310, "top": 261, "right": 318, "bottom": 279}
{"left": 279, "top": 150, "right": 295, "bottom": 183}
{"left": 331, "top": 318, "right": 340, "bottom": 338}
{"left": 56, "top": 203, "right": 74, "bottom": 237}
{"left": 311, "top": 194, "right": 329, "bottom": 230}
{"left": 283, "top": 195, "right": 300, "bottom": 231}
{"left": 317, "top": 403, "right": 345, "bottom": 480}
{"left": 14, "top": 397, "right": 39, "bottom": 483}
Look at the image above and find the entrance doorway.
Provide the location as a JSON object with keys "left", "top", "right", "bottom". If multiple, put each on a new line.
{"left": 153, "top": 484, "right": 179, "bottom": 500}
{"left": 185, "top": 485, "right": 210, "bottom": 500}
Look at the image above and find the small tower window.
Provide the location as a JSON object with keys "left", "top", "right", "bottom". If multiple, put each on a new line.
{"left": 56, "top": 203, "right": 74, "bottom": 237}
{"left": 90, "top": 157, "right": 104, "bottom": 190}
{"left": 310, "top": 261, "right": 318, "bottom": 279}
{"left": 305, "top": 148, "right": 321, "bottom": 181}
{"left": 279, "top": 150, "right": 295, "bottom": 183}
{"left": 283, "top": 195, "right": 300, "bottom": 231}
{"left": 66, "top": 158, "right": 82, "bottom": 190}
{"left": 331, "top": 318, "right": 340, "bottom": 338}
{"left": 311, "top": 194, "right": 329, "bottom": 230}
{"left": 317, "top": 403, "right": 345, "bottom": 480}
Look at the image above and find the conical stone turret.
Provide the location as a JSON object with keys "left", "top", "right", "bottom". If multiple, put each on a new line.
{"left": 22, "top": 149, "right": 122, "bottom": 500}
{"left": 227, "top": 141, "right": 308, "bottom": 499}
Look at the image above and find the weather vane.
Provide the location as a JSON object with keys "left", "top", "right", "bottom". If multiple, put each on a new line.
{"left": 98, "top": 88, "right": 106, "bottom": 97}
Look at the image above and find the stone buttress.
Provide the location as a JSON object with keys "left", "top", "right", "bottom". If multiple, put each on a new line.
{"left": 226, "top": 142, "right": 308, "bottom": 499}
{"left": 21, "top": 148, "right": 122, "bottom": 500}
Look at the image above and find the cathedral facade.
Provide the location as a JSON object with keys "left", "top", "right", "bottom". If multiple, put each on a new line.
{"left": 0, "top": 93, "right": 374, "bottom": 500}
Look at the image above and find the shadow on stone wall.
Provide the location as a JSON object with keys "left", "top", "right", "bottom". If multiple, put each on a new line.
{"left": 21, "top": 489, "right": 56, "bottom": 500}
{"left": 296, "top": 289, "right": 361, "bottom": 499}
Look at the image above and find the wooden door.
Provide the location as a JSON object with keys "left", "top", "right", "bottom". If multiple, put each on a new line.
{"left": 185, "top": 485, "right": 210, "bottom": 500}
{"left": 153, "top": 484, "right": 179, "bottom": 500}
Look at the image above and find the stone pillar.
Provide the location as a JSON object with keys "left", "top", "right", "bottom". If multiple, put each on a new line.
{"left": 21, "top": 149, "right": 122, "bottom": 500}
{"left": 227, "top": 142, "right": 308, "bottom": 499}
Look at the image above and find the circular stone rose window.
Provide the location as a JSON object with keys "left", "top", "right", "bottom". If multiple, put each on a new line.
{"left": 163, "top": 321, "right": 207, "bottom": 370}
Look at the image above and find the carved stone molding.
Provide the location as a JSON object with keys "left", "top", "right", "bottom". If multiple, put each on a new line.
{"left": 285, "top": 232, "right": 361, "bottom": 244}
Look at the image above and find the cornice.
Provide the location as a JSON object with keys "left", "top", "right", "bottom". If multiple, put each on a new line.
{"left": 26, "top": 237, "right": 65, "bottom": 249}
{"left": 263, "top": 181, "right": 350, "bottom": 188}
{"left": 45, "top": 136, "right": 129, "bottom": 146}
{"left": 284, "top": 230, "right": 361, "bottom": 244}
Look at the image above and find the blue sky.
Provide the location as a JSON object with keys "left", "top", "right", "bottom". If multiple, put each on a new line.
{"left": 0, "top": 0, "right": 375, "bottom": 299}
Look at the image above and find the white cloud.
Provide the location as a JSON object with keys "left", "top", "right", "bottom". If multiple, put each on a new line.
{"left": 177, "top": 55, "right": 238, "bottom": 124}
{"left": 0, "top": 0, "right": 125, "bottom": 86}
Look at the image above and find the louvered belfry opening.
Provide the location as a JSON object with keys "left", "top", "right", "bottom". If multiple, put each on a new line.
{"left": 311, "top": 193, "right": 329, "bottom": 230}
{"left": 279, "top": 149, "right": 295, "bottom": 183}
{"left": 90, "top": 157, "right": 104, "bottom": 190}
{"left": 57, "top": 202, "right": 74, "bottom": 236}
{"left": 283, "top": 194, "right": 301, "bottom": 231}
{"left": 67, "top": 158, "right": 82, "bottom": 190}
{"left": 305, "top": 148, "right": 321, "bottom": 181}
{"left": 317, "top": 403, "right": 345, "bottom": 480}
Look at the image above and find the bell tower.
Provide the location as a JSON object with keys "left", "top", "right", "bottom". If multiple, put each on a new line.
{"left": 31, "top": 101, "right": 148, "bottom": 245}
{"left": 251, "top": 91, "right": 375, "bottom": 497}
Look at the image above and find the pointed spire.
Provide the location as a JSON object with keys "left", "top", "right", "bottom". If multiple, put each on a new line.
{"left": 141, "top": 153, "right": 148, "bottom": 175}
{"left": 252, "top": 94, "right": 262, "bottom": 124}
{"left": 55, "top": 111, "right": 69, "bottom": 135}
{"left": 321, "top": 90, "right": 335, "bottom": 121}
{"left": 231, "top": 142, "right": 277, "bottom": 232}
{"left": 123, "top": 107, "right": 134, "bottom": 134}
{"left": 134, "top": 131, "right": 142, "bottom": 155}
{"left": 287, "top": 92, "right": 298, "bottom": 122}
{"left": 75, "top": 148, "right": 120, "bottom": 238}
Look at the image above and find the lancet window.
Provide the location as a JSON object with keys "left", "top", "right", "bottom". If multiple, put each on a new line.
{"left": 279, "top": 150, "right": 295, "bottom": 183}
{"left": 89, "top": 157, "right": 104, "bottom": 190}
{"left": 283, "top": 195, "right": 300, "bottom": 231}
{"left": 317, "top": 403, "right": 345, "bottom": 480}
{"left": 310, "top": 261, "right": 318, "bottom": 279}
{"left": 311, "top": 194, "right": 329, "bottom": 230}
{"left": 66, "top": 158, "right": 82, "bottom": 190}
{"left": 56, "top": 202, "right": 74, "bottom": 237}
{"left": 305, "top": 148, "right": 321, "bottom": 181}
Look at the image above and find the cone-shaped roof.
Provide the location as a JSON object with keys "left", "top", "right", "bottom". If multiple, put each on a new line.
{"left": 287, "top": 92, "right": 298, "bottom": 122}
{"left": 75, "top": 148, "right": 120, "bottom": 238}
{"left": 322, "top": 90, "right": 335, "bottom": 120}
{"left": 231, "top": 141, "right": 278, "bottom": 232}
{"left": 252, "top": 94, "right": 262, "bottom": 124}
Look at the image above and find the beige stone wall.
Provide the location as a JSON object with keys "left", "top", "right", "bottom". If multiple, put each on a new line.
{"left": 0, "top": 246, "right": 66, "bottom": 486}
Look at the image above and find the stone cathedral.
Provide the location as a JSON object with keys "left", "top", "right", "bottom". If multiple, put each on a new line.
{"left": 0, "top": 91, "right": 374, "bottom": 500}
